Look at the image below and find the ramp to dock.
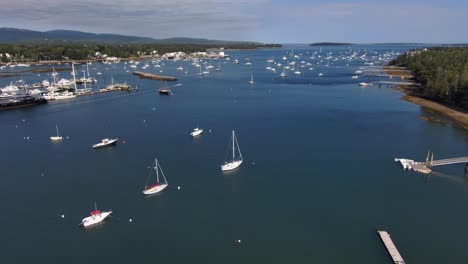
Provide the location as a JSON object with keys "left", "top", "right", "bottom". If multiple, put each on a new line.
{"left": 377, "top": 230, "right": 405, "bottom": 264}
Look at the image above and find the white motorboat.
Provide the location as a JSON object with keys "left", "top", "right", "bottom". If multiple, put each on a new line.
{"left": 221, "top": 130, "right": 243, "bottom": 171}
{"left": 143, "top": 158, "right": 169, "bottom": 195}
{"left": 53, "top": 91, "right": 76, "bottom": 100}
{"left": 92, "top": 138, "right": 118, "bottom": 149}
{"left": 358, "top": 82, "right": 372, "bottom": 87}
{"left": 190, "top": 127, "right": 203, "bottom": 137}
{"left": 50, "top": 125, "right": 63, "bottom": 141}
{"left": 80, "top": 203, "right": 112, "bottom": 228}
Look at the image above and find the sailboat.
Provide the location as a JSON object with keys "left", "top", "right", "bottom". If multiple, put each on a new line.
{"left": 143, "top": 158, "right": 169, "bottom": 195}
{"left": 249, "top": 74, "right": 254, "bottom": 85}
{"left": 215, "top": 62, "right": 222, "bottom": 71}
{"left": 50, "top": 125, "right": 63, "bottom": 141}
{"left": 190, "top": 125, "right": 203, "bottom": 136}
{"left": 159, "top": 80, "right": 171, "bottom": 95}
{"left": 221, "top": 130, "right": 243, "bottom": 171}
{"left": 80, "top": 202, "right": 112, "bottom": 228}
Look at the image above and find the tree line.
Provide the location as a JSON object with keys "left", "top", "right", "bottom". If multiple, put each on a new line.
{"left": 0, "top": 43, "right": 281, "bottom": 62}
{"left": 389, "top": 47, "right": 468, "bottom": 109}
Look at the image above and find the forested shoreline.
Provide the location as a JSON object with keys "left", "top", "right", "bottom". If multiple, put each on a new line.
{"left": 0, "top": 43, "right": 281, "bottom": 62}
{"left": 389, "top": 47, "right": 468, "bottom": 109}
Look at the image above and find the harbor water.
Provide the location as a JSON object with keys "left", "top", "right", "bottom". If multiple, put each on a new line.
{"left": 1, "top": 45, "right": 467, "bottom": 263}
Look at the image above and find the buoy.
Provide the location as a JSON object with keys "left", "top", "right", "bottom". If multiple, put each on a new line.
{"left": 66, "top": 136, "right": 69, "bottom": 139}
{"left": 123, "top": 140, "right": 126, "bottom": 144}
{"left": 61, "top": 215, "right": 65, "bottom": 218}
{"left": 129, "top": 219, "right": 133, "bottom": 222}
{"left": 209, "top": 130, "right": 212, "bottom": 133}
{"left": 26, "top": 136, "right": 30, "bottom": 140}
{"left": 153, "top": 108, "right": 156, "bottom": 111}
{"left": 177, "top": 186, "right": 181, "bottom": 190}
{"left": 252, "top": 162, "right": 255, "bottom": 165}
{"left": 236, "top": 239, "right": 241, "bottom": 244}
{"left": 41, "top": 173, "right": 44, "bottom": 177}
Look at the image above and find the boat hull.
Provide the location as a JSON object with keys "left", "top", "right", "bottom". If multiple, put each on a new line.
{"left": 221, "top": 160, "right": 243, "bottom": 171}
{"left": 92, "top": 139, "right": 118, "bottom": 149}
{"left": 190, "top": 129, "right": 203, "bottom": 136}
{"left": 50, "top": 136, "right": 63, "bottom": 141}
{"left": 81, "top": 211, "right": 112, "bottom": 227}
{"left": 143, "top": 183, "right": 168, "bottom": 195}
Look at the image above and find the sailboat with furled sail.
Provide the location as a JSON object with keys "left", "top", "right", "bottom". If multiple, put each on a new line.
{"left": 159, "top": 80, "right": 171, "bottom": 95}
{"left": 50, "top": 125, "right": 63, "bottom": 141}
{"left": 221, "top": 130, "right": 243, "bottom": 171}
{"left": 143, "top": 158, "right": 169, "bottom": 195}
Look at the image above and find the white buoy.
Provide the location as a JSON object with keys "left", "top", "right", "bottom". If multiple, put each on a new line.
{"left": 26, "top": 136, "right": 30, "bottom": 140}
{"left": 129, "top": 219, "right": 133, "bottom": 222}
{"left": 236, "top": 239, "right": 241, "bottom": 244}
{"left": 209, "top": 130, "right": 212, "bottom": 133}
{"left": 61, "top": 215, "right": 65, "bottom": 218}
{"left": 66, "top": 136, "right": 69, "bottom": 139}
{"left": 177, "top": 186, "right": 181, "bottom": 190}
{"left": 252, "top": 162, "right": 255, "bottom": 165}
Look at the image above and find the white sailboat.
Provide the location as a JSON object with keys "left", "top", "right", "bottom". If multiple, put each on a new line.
{"left": 50, "top": 125, "right": 63, "bottom": 141}
{"left": 190, "top": 125, "right": 203, "bottom": 136}
{"left": 143, "top": 158, "right": 169, "bottom": 195}
{"left": 221, "top": 130, "right": 243, "bottom": 171}
{"left": 80, "top": 202, "right": 112, "bottom": 228}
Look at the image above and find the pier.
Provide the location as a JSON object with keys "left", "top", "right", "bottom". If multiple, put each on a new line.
{"left": 395, "top": 151, "right": 468, "bottom": 174}
{"left": 377, "top": 230, "right": 405, "bottom": 264}
{"left": 132, "top": 71, "right": 177, "bottom": 81}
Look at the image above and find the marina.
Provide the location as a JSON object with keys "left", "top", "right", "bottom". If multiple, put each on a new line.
{"left": 1, "top": 44, "right": 467, "bottom": 264}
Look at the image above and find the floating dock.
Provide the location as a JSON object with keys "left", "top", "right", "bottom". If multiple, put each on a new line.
{"left": 133, "top": 71, "right": 177, "bottom": 81}
{"left": 377, "top": 230, "right": 405, "bottom": 264}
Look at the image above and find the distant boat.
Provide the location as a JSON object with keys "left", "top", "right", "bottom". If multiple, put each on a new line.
{"left": 80, "top": 202, "right": 112, "bottom": 228}
{"left": 358, "top": 82, "right": 372, "bottom": 87}
{"left": 351, "top": 75, "right": 359, "bottom": 79}
{"left": 221, "top": 130, "right": 243, "bottom": 171}
{"left": 190, "top": 126, "right": 203, "bottom": 137}
{"left": 215, "top": 63, "right": 222, "bottom": 71}
{"left": 159, "top": 80, "right": 171, "bottom": 95}
{"left": 249, "top": 74, "right": 254, "bottom": 85}
{"left": 50, "top": 125, "right": 63, "bottom": 141}
{"left": 318, "top": 73, "right": 324, "bottom": 77}
{"left": 92, "top": 138, "right": 118, "bottom": 149}
{"left": 143, "top": 158, "right": 169, "bottom": 195}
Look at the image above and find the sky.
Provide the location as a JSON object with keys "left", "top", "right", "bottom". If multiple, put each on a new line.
{"left": 0, "top": 0, "right": 467, "bottom": 43}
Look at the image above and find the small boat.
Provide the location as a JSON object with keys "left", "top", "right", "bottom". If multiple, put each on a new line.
{"left": 80, "top": 202, "right": 112, "bottom": 228}
{"left": 159, "top": 80, "right": 171, "bottom": 95}
{"left": 249, "top": 74, "right": 254, "bottom": 85}
{"left": 92, "top": 138, "right": 118, "bottom": 149}
{"left": 50, "top": 125, "right": 63, "bottom": 141}
{"left": 221, "top": 130, "right": 243, "bottom": 171}
{"left": 190, "top": 126, "right": 203, "bottom": 137}
{"left": 318, "top": 73, "right": 324, "bottom": 77}
{"left": 358, "top": 82, "right": 372, "bottom": 87}
{"left": 143, "top": 158, "right": 169, "bottom": 195}
{"left": 351, "top": 75, "right": 359, "bottom": 79}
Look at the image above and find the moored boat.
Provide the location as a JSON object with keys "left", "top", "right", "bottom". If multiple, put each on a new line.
{"left": 92, "top": 138, "right": 118, "bottom": 149}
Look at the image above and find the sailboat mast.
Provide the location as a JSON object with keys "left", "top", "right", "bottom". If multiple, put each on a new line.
{"left": 86, "top": 63, "right": 90, "bottom": 79}
{"left": 56, "top": 125, "right": 59, "bottom": 137}
{"left": 155, "top": 158, "right": 159, "bottom": 183}
{"left": 232, "top": 130, "right": 235, "bottom": 159}
{"left": 72, "top": 63, "right": 77, "bottom": 92}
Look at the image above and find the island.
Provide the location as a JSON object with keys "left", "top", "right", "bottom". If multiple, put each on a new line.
{"left": 309, "top": 42, "right": 353, "bottom": 46}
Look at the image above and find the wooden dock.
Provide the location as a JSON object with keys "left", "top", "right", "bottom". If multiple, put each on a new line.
{"left": 133, "top": 71, "right": 177, "bottom": 81}
{"left": 378, "top": 230, "right": 405, "bottom": 264}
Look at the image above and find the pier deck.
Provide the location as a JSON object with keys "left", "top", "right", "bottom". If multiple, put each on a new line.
{"left": 378, "top": 230, "right": 405, "bottom": 264}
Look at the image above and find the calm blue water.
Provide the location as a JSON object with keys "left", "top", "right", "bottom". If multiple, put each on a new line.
{"left": 1, "top": 45, "right": 468, "bottom": 263}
